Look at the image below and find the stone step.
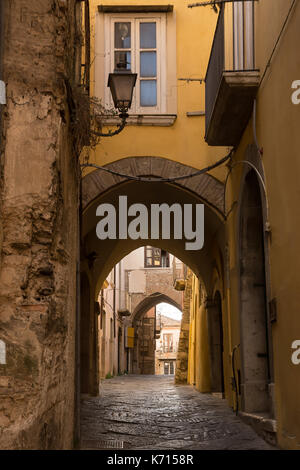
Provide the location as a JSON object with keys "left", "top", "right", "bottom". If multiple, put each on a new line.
{"left": 239, "top": 411, "right": 277, "bottom": 447}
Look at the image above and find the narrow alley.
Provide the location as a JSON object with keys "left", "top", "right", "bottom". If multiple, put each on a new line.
{"left": 1, "top": 0, "right": 300, "bottom": 451}
{"left": 80, "top": 375, "right": 274, "bottom": 450}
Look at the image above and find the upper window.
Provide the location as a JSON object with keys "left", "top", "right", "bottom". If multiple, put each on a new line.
{"left": 104, "top": 14, "right": 167, "bottom": 114}
{"left": 163, "top": 334, "right": 174, "bottom": 353}
{"left": 144, "top": 246, "right": 170, "bottom": 268}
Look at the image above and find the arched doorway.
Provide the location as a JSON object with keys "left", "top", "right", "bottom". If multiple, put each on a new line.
{"left": 131, "top": 295, "right": 182, "bottom": 375}
{"left": 208, "top": 291, "right": 225, "bottom": 395}
{"left": 239, "top": 170, "right": 271, "bottom": 413}
{"left": 80, "top": 157, "right": 226, "bottom": 402}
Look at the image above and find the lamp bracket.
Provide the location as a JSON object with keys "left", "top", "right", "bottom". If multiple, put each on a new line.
{"left": 91, "top": 114, "right": 127, "bottom": 137}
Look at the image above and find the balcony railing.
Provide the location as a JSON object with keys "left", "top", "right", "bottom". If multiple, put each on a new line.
{"left": 156, "top": 346, "right": 177, "bottom": 353}
{"left": 163, "top": 346, "right": 175, "bottom": 353}
{"left": 205, "top": 6, "right": 224, "bottom": 135}
{"left": 205, "top": 2, "right": 260, "bottom": 146}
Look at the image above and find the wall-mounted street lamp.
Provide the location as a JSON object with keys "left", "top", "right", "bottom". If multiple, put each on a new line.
{"left": 95, "top": 70, "right": 137, "bottom": 137}
{"left": 108, "top": 71, "right": 137, "bottom": 118}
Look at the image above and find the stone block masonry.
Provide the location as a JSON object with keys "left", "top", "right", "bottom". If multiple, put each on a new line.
{"left": 0, "top": 0, "right": 80, "bottom": 449}
{"left": 175, "top": 270, "right": 192, "bottom": 384}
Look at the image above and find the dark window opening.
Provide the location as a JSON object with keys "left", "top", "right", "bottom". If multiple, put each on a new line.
{"left": 144, "top": 246, "right": 170, "bottom": 268}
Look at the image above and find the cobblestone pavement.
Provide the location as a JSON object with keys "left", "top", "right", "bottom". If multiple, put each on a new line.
{"left": 80, "top": 375, "right": 275, "bottom": 450}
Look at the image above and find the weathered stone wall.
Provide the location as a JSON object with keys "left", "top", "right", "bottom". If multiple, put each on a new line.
{"left": 175, "top": 270, "right": 192, "bottom": 384}
{"left": 0, "top": 0, "right": 79, "bottom": 449}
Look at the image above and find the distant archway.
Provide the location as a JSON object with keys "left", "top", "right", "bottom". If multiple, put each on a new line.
{"left": 132, "top": 293, "right": 182, "bottom": 323}
{"left": 132, "top": 296, "right": 183, "bottom": 375}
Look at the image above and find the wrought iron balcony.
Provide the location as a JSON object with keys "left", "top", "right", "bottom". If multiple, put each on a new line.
{"left": 205, "top": 2, "right": 260, "bottom": 146}
{"left": 163, "top": 346, "right": 175, "bottom": 353}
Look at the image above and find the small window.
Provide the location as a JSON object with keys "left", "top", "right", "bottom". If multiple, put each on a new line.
{"left": 163, "top": 334, "right": 173, "bottom": 352}
{"left": 144, "top": 246, "right": 170, "bottom": 268}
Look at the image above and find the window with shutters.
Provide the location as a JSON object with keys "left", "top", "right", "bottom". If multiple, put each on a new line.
{"left": 144, "top": 246, "right": 170, "bottom": 268}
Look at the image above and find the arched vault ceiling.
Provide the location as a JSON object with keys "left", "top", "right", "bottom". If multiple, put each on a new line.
{"left": 81, "top": 175, "right": 225, "bottom": 296}
{"left": 82, "top": 156, "right": 225, "bottom": 215}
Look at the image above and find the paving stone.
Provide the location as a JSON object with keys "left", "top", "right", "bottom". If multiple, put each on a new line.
{"left": 80, "top": 375, "right": 276, "bottom": 450}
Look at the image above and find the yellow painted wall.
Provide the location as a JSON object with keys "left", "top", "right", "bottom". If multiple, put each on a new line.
{"left": 187, "top": 274, "right": 196, "bottom": 387}
{"left": 87, "top": 0, "right": 227, "bottom": 181}
{"left": 185, "top": 3, "right": 300, "bottom": 447}
{"left": 224, "top": 1, "right": 300, "bottom": 449}
{"left": 195, "top": 302, "right": 211, "bottom": 392}
{"left": 187, "top": 273, "right": 211, "bottom": 393}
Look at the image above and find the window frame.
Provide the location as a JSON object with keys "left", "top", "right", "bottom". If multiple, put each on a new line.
{"left": 144, "top": 246, "right": 170, "bottom": 268}
{"left": 104, "top": 12, "right": 167, "bottom": 114}
{"left": 163, "top": 333, "right": 173, "bottom": 353}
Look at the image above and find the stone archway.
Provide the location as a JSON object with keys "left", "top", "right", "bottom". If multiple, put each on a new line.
{"left": 82, "top": 156, "right": 225, "bottom": 216}
{"left": 82, "top": 157, "right": 226, "bottom": 295}
{"left": 131, "top": 294, "right": 182, "bottom": 375}
{"left": 132, "top": 292, "right": 182, "bottom": 322}
{"left": 80, "top": 156, "right": 226, "bottom": 394}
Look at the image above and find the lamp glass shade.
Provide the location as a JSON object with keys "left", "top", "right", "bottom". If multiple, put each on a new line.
{"left": 108, "top": 72, "right": 137, "bottom": 111}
